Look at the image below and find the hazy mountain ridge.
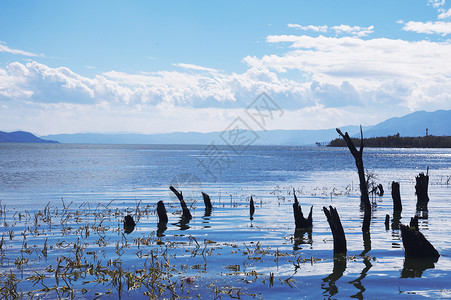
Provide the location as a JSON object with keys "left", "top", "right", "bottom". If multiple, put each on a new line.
{"left": 0, "top": 131, "right": 58, "bottom": 143}
{"left": 3, "top": 109, "right": 450, "bottom": 145}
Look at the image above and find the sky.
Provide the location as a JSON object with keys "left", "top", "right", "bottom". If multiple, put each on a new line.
{"left": 1, "top": 0, "right": 451, "bottom": 135}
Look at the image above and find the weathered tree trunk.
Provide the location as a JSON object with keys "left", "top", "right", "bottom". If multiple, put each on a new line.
{"left": 169, "top": 186, "right": 192, "bottom": 221}
{"left": 385, "top": 214, "right": 390, "bottom": 231}
{"left": 323, "top": 206, "right": 347, "bottom": 255}
{"left": 400, "top": 224, "right": 439, "bottom": 260}
{"left": 157, "top": 200, "right": 168, "bottom": 224}
{"left": 293, "top": 189, "right": 313, "bottom": 230}
{"left": 202, "top": 192, "right": 213, "bottom": 210}
{"left": 391, "top": 181, "right": 402, "bottom": 213}
{"left": 415, "top": 170, "right": 430, "bottom": 210}
{"left": 336, "top": 127, "right": 371, "bottom": 232}
{"left": 250, "top": 196, "right": 255, "bottom": 220}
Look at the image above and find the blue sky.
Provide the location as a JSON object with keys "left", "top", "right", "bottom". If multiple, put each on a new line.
{"left": 1, "top": 0, "right": 451, "bottom": 135}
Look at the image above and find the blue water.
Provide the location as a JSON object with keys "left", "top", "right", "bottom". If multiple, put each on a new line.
{"left": 0, "top": 143, "right": 450, "bottom": 298}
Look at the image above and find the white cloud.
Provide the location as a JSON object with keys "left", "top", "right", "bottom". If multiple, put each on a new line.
{"left": 428, "top": 0, "right": 445, "bottom": 8}
{"left": 402, "top": 20, "right": 451, "bottom": 35}
{"left": 438, "top": 7, "right": 451, "bottom": 19}
{"left": 0, "top": 41, "right": 40, "bottom": 57}
{"left": 173, "top": 63, "right": 218, "bottom": 73}
{"left": 288, "top": 23, "right": 374, "bottom": 37}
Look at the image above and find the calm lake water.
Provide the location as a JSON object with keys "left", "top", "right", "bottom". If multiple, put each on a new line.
{"left": 0, "top": 143, "right": 450, "bottom": 299}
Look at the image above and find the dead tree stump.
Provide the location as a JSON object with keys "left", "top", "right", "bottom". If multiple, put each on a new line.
{"left": 202, "top": 192, "right": 213, "bottom": 210}
{"left": 250, "top": 196, "right": 255, "bottom": 220}
{"left": 293, "top": 189, "right": 313, "bottom": 230}
{"left": 336, "top": 127, "right": 371, "bottom": 233}
{"left": 157, "top": 200, "right": 168, "bottom": 224}
{"left": 400, "top": 224, "right": 439, "bottom": 260}
{"left": 323, "top": 206, "right": 347, "bottom": 255}
{"left": 124, "top": 215, "right": 136, "bottom": 234}
{"left": 391, "top": 181, "right": 402, "bottom": 213}
{"left": 169, "top": 186, "right": 192, "bottom": 221}
{"left": 376, "top": 184, "right": 384, "bottom": 196}
{"left": 415, "top": 170, "right": 430, "bottom": 210}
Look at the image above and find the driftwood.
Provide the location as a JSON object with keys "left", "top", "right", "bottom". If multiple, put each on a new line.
{"left": 157, "top": 200, "right": 168, "bottom": 224}
{"left": 336, "top": 127, "right": 371, "bottom": 232}
{"left": 415, "top": 170, "right": 430, "bottom": 210}
{"left": 400, "top": 224, "right": 439, "bottom": 260}
{"left": 202, "top": 192, "right": 213, "bottom": 210}
{"left": 250, "top": 196, "right": 255, "bottom": 220}
{"left": 293, "top": 189, "right": 313, "bottom": 230}
{"left": 391, "top": 181, "right": 402, "bottom": 213}
{"left": 323, "top": 206, "right": 347, "bottom": 255}
{"left": 169, "top": 186, "right": 192, "bottom": 221}
{"left": 124, "top": 215, "right": 136, "bottom": 234}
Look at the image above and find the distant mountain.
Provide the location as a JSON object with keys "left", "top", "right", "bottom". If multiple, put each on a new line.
{"left": 0, "top": 131, "right": 58, "bottom": 143}
{"left": 43, "top": 126, "right": 362, "bottom": 146}
{"left": 38, "top": 109, "right": 451, "bottom": 145}
{"left": 361, "top": 110, "right": 451, "bottom": 138}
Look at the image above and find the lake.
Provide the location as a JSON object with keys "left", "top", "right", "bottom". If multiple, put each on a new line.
{"left": 0, "top": 143, "right": 450, "bottom": 299}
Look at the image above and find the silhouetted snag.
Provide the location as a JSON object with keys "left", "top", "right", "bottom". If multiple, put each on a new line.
{"left": 202, "top": 192, "right": 213, "bottom": 210}
{"left": 157, "top": 222, "right": 167, "bottom": 237}
{"left": 250, "top": 196, "right": 255, "bottom": 220}
{"left": 336, "top": 127, "right": 371, "bottom": 232}
{"left": 415, "top": 170, "right": 430, "bottom": 210}
{"left": 409, "top": 215, "right": 419, "bottom": 231}
{"left": 385, "top": 214, "right": 390, "bottom": 230}
{"left": 293, "top": 189, "right": 313, "bottom": 230}
{"left": 323, "top": 206, "right": 347, "bottom": 255}
{"left": 157, "top": 200, "right": 168, "bottom": 224}
{"left": 361, "top": 231, "right": 372, "bottom": 256}
{"left": 124, "top": 215, "right": 136, "bottom": 234}
{"left": 376, "top": 184, "right": 384, "bottom": 196}
{"left": 169, "top": 186, "right": 192, "bottom": 221}
{"left": 400, "top": 224, "right": 439, "bottom": 260}
{"left": 391, "top": 181, "right": 402, "bottom": 213}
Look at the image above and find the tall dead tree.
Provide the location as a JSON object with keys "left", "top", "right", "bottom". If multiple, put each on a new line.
{"left": 336, "top": 127, "right": 371, "bottom": 232}
{"left": 169, "top": 186, "right": 192, "bottom": 221}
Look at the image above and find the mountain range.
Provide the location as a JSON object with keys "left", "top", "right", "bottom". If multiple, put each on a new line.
{"left": 2, "top": 109, "right": 450, "bottom": 145}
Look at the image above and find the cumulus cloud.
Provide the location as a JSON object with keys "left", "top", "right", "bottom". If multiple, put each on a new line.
{"left": 0, "top": 41, "right": 40, "bottom": 57}
{"left": 402, "top": 20, "right": 451, "bottom": 35}
{"left": 288, "top": 23, "right": 374, "bottom": 37}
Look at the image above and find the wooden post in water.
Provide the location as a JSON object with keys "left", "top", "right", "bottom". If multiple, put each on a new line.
{"left": 391, "top": 181, "right": 402, "bottom": 213}
{"left": 336, "top": 127, "right": 371, "bottom": 233}
{"left": 323, "top": 206, "right": 347, "bottom": 255}
{"left": 400, "top": 224, "right": 439, "bottom": 260}
{"left": 169, "top": 186, "right": 192, "bottom": 221}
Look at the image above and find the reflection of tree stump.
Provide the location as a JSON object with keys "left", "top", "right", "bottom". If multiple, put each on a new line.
{"left": 401, "top": 256, "right": 437, "bottom": 278}
{"left": 323, "top": 206, "right": 347, "bottom": 255}
{"left": 391, "top": 181, "right": 402, "bottom": 213}
{"left": 157, "top": 200, "right": 168, "bottom": 224}
{"left": 415, "top": 171, "right": 430, "bottom": 210}
{"left": 202, "top": 192, "right": 213, "bottom": 210}
{"left": 250, "top": 196, "right": 255, "bottom": 220}
{"left": 400, "top": 224, "right": 439, "bottom": 259}
{"left": 169, "top": 186, "right": 192, "bottom": 221}
{"left": 293, "top": 189, "right": 313, "bottom": 230}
